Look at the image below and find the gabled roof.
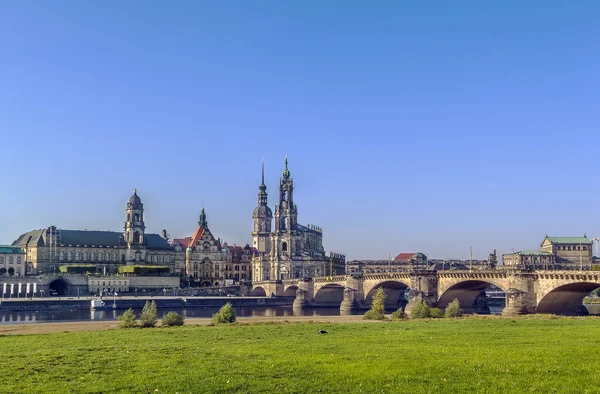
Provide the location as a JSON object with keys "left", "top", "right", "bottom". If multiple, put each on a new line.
{"left": 542, "top": 236, "right": 592, "bottom": 245}
{"left": 189, "top": 227, "right": 206, "bottom": 249}
{"left": 12, "top": 229, "right": 46, "bottom": 247}
{"left": 172, "top": 237, "right": 192, "bottom": 249}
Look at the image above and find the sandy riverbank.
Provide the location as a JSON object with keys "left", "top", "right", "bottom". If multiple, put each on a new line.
{"left": 0, "top": 314, "right": 368, "bottom": 335}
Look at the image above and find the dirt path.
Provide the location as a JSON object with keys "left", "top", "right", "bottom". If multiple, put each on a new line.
{"left": 0, "top": 315, "right": 367, "bottom": 335}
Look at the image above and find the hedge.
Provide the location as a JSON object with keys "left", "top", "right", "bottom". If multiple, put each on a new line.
{"left": 117, "top": 265, "right": 170, "bottom": 274}
{"left": 59, "top": 265, "right": 97, "bottom": 273}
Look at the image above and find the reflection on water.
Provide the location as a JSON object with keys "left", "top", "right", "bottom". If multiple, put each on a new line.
{"left": 0, "top": 306, "right": 362, "bottom": 324}
{"left": 2, "top": 303, "right": 598, "bottom": 324}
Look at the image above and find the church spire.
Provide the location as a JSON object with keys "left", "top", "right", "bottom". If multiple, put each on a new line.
{"left": 261, "top": 156, "right": 265, "bottom": 186}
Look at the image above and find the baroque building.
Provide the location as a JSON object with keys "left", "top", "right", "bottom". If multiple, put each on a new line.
{"left": 251, "top": 157, "right": 345, "bottom": 282}
{"left": 12, "top": 190, "right": 183, "bottom": 275}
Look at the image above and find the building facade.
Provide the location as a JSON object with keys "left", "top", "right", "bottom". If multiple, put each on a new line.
{"left": 0, "top": 246, "right": 26, "bottom": 277}
{"left": 251, "top": 158, "right": 344, "bottom": 281}
{"left": 502, "top": 236, "right": 592, "bottom": 268}
{"left": 12, "top": 190, "right": 183, "bottom": 275}
{"left": 172, "top": 208, "right": 254, "bottom": 286}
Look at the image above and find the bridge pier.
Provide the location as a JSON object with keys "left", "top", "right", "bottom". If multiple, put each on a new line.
{"left": 404, "top": 271, "right": 438, "bottom": 317}
{"left": 340, "top": 288, "right": 357, "bottom": 315}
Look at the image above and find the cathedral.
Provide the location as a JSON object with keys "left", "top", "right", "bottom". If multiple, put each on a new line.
{"left": 251, "top": 157, "right": 345, "bottom": 281}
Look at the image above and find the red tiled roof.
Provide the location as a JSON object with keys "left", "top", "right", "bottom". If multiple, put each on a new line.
{"left": 189, "top": 227, "right": 206, "bottom": 249}
{"left": 172, "top": 237, "right": 192, "bottom": 249}
{"left": 394, "top": 253, "right": 417, "bottom": 261}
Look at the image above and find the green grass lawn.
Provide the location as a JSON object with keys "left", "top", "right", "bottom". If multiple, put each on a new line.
{"left": 3, "top": 317, "right": 600, "bottom": 393}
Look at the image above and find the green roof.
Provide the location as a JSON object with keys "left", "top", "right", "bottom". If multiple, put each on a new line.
{"left": 0, "top": 246, "right": 25, "bottom": 254}
{"left": 544, "top": 237, "right": 592, "bottom": 245}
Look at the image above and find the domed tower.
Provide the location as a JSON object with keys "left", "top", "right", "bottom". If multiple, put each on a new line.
{"left": 252, "top": 158, "right": 273, "bottom": 253}
{"left": 124, "top": 189, "right": 145, "bottom": 246}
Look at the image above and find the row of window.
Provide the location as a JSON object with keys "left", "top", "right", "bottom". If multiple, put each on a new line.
{"left": 191, "top": 264, "right": 248, "bottom": 271}
{"left": 0, "top": 256, "right": 22, "bottom": 264}
{"left": 556, "top": 246, "right": 588, "bottom": 251}
{"left": 89, "top": 280, "right": 128, "bottom": 286}
{"left": 60, "top": 251, "right": 118, "bottom": 262}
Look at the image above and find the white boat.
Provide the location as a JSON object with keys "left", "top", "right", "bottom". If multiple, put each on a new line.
{"left": 90, "top": 298, "right": 116, "bottom": 310}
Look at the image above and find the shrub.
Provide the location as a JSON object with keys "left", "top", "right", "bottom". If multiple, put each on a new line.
{"left": 118, "top": 308, "right": 137, "bottom": 328}
{"left": 445, "top": 298, "right": 463, "bottom": 318}
{"left": 410, "top": 301, "right": 431, "bottom": 319}
{"left": 363, "top": 288, "right": 386, "bottom": 320}
{"left": 429, "top": 308, "right": 444, "bottom": 318}
{"left": 58, "top": 264, "right": 96, "bottom": 274}
{"left": 212, "top": 302, "right": 236, "bottom": 324}
{"left": 140, "top": 300, "right": 158, "bottom": 327}
{"left": 7, "top": 267, "right": 14, "bottom": 276}
{"left": 390, "top": 308, "right": 404, "bottom": 320}
{"left": 117, "top": 265, "right": 170, "bottom": 274}
{"left": 0, "top": 267, "right": 6, "bottom": 275}
{"left": 162, "top": 312, "right": 184, "bottom": 327}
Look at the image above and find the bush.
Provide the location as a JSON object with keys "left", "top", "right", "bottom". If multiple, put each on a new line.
{"left": 58, "top": 264, "right": 96, "bottom": 274}
{"left": 162, "top": 312, "right": 184, "bottom": 327}
{"left": 212, "top": 303, "right": 236, "bottom": 324}
{"left": 363, "top": 288, "right": 386, "bottom": 320}
{"left": 117, "top": 265, "right": 170, "bottom": 274}
{"left": 410, "top": 301, "right": 431, "bottom": 319}
{"left": 7, "top": 267, "right": 14, "bottom": 276}
{"left": 390, "top": 308, "right": 404, "bottom": 320}
{"left": 118, "top": 308, "right": 137, "bottom": 328}
{"left": 429, "top": 308, "right": 444, "bottom": 318}
{"left": 444, "top": 298, "right": 463, "bottom": 318}
{"left": 140, "top": 301, "right": 158, "bottom": 327}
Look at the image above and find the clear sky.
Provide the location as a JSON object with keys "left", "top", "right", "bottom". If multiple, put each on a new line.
{"left": 1, "top": 2, "right": 599, "bottom": 260}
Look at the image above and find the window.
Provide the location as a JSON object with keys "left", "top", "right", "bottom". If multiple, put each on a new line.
{"left": 91, "top": 252, "right": 96, "bottom": 261}
{"left": 17, "top": 257, "right": 21, "bottom": 264}
{"left": 59, "top": 251, "right": 64, "bottom": 261}
{"left": 83, "top": 251, "right": 88, "bottom": 261}
{"left": 67, "top": 251, "right": 72, "bottom": 261}
{"left": 9, "top": 256, "right": 13, "bottom": 264}
{"left": 0, "top": 256, "right": 3, "bottom": 264}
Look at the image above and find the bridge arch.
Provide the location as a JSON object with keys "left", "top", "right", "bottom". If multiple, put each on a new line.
{"left": 313, "top": 284, "right": 344, "bottom": 306}
{"left": 437, "top": 280, "right": 508, "bottom": 313}
{"left": 364, "top": 280, "right": 409, "bottom": 308}
{"left": 49, "top": 278, "right": 70, "bottom": 296}
{"left": 251, "top": 286, "right": 267, "bottom": 296}
{"left": 536, "top": 282, "right": 600, "bottom": 315}
{"left": 283, "top": 285, "right": 298, "bottom": 297}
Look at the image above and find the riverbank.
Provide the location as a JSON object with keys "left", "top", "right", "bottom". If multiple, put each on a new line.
{"left": 2, "top": 317, "right": 600, "bottom": 393}
{"left": 0, "top": 314, "right": 367, "bottom": 335}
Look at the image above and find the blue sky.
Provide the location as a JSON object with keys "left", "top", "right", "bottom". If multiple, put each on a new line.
{"left": 1, "top": 2, "right": 599, "bottom": 260}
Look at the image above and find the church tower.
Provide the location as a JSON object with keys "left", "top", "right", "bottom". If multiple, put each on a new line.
{"left": 124, "top": 189, "right": 145, "bottom": 246}
{"left": 274, "top": 155, "right": 298, "bottom": 234}
{"left": 252, "top": 158, "right": 273, "bottom": 253}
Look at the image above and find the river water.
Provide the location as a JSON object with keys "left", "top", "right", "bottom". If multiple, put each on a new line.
{"left": 2, "top": 304, "right": 598, "bottom": 324}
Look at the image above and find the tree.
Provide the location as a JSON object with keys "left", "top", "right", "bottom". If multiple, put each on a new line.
{"left": 118, "top": 308, "right": 137, "bottom": 328}
{"left": 7, "top": 267, "right": 14, "bottom": 277}
{"left": 212, "top": 302, "right": 237, "bottom": 324}
{"left": 429, "top": 308, "right": 444, "bottom": 318}
{"left": 140, "top": 300, "right": 158, "bottom": 327}
{"left": 162, "top": 311, "right": 185, "bottom": 327}
{"left": 0, "top": 267, "right": 6, "bottom": 276}
{"left": 444, "top": 298, "right": 463, "bottom": 318}
{"left": 410, "top": 301, "right": 431, "bottom": 319}
{"left": 363, "top": 288, "right": 386, "bottom": 320}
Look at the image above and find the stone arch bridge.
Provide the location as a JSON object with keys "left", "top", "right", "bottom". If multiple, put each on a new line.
{"left": 251, "top": 269, "right": 600, "bottom": 316}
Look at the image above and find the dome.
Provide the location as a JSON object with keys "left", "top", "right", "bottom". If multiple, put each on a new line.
{"left": 129, "top": 189, "right": 142, "bottom": 204}
{"left": 253, "top": 205, "right": 273, "bottom": 219}
{"left": 186, "top": 247, "right": 192, "bottom": 253}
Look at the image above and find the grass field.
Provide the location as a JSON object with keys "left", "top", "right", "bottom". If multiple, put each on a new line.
{"left": 3, "top": 317, "right": 600, "bottom": 393}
